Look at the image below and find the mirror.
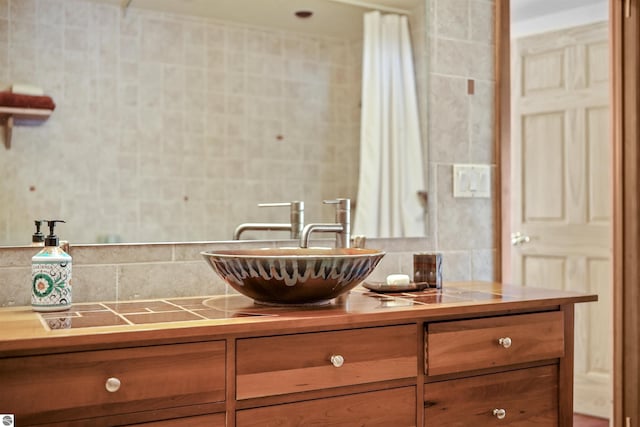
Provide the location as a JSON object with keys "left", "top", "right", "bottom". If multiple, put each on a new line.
{"left": 0, "top": 0, "right": 427, "bottom": 245}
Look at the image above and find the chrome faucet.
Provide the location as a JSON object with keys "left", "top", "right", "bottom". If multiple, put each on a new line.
{"left": 300, "top": 198, "right": 351, "bottom": 248}
{"left": 233, "top": 201, "right": 304, "bottom": 240}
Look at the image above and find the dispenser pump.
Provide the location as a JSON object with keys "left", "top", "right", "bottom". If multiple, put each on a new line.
{"left": 32, "top": 220, "right": 45, "bottom": 244}
{"left": 45, "top": 220, "right": 65, "bottom": 247}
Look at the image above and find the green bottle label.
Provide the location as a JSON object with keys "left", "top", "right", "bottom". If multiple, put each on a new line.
{"left": 32, "top": 260, "right": 72, "bottom": 310}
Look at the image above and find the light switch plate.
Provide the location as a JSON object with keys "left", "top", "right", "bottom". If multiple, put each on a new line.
{"left": 453, "top": 165, "right": 473, "bottom": 197}
{"left": 453, "top": 164, "right": 491, "bottom": 198}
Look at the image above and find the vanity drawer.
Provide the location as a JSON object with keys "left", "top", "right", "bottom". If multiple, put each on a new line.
{"left": 125, "top": 413, "right": 226, "bottom": 426}
{"left": 424, "top": 365, "right": 558, "bottom": 426}
{"left": 0, "top": 341, "right": 226, "bottom": 425}
{"left": 236, "top": 325, "right": 417, "bottom": 399}
{"left": 426, "top": 311, "right": 564, "bottom": 376}
{"left": 237, "top": 386, "right": 416, "bottom": 426}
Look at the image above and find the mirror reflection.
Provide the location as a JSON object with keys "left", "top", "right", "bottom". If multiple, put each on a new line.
{"left": 0, "top": 0, "right": 426, "bottom": 246}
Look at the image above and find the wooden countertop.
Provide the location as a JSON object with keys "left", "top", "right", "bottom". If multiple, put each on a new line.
{"left": 0, "top": 282, "right": 597, "bottom": 357}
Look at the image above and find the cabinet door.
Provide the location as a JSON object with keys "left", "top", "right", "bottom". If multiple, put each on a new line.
{"left": 424, "top": 365, "right": 558, "bottom": 426}
{"left": 237, "top": 386, "right": 416, "bottom": 427}
{"left": 0, "top": 341, "right": 226, "bottom": 425}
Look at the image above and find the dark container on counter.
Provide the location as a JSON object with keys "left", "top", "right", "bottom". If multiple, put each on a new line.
{"left": 413, "top": 252, "right": 442, "bottom": 289}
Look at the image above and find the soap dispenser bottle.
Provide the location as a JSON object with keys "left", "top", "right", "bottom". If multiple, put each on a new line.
{"left": 31, "top": 220, "right": 45, "bottom": 246}
{"left": 32, "top": 220, "right": 72, "bottom": 312}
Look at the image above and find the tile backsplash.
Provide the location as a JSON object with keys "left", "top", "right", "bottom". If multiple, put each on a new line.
{"left": 0, "top": 238, "right": 441, "bottom": 307}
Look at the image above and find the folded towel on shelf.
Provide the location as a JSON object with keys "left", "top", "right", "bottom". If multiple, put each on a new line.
{"left": 10, "top": 83, "right": 44, "bottom": 96}
{"left": 0, "top": 92, "right": 56, "bottom": 110}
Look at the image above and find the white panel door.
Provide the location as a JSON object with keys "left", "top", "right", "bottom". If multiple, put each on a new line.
{"left": 511, "top": 22, "right": 611, "bottom": 419}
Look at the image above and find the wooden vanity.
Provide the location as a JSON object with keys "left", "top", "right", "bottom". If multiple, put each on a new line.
{"left": 0, "top": 282, "right": 596, "bottom": 426}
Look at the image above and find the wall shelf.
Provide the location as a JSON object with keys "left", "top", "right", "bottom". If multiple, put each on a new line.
{"left": 0, "top": 107, "right": 52, "bottom": 150}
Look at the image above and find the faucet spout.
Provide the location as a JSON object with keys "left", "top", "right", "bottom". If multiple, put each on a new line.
{"left": 234, "top": 223, "right": 294, "bottom": 240}
{"left": 233, "top": 201, "right": 304, "bottom": 240}
{"left": 299, "top": 198, "right": 351, "bottom": 248}
{"left": 299, "top": 224, "right": 344, "bottom": 248}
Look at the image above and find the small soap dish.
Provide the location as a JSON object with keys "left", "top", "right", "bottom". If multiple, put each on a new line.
{"left": 362, "top": 281, "right": 431, "bottom": 293}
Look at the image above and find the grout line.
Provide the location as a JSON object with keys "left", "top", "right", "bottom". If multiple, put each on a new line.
{"left": 164, "top": 299, "right": 209, "bottom": 320}
{"left": 96, "top": 302, "right": 135, "bottom": 326}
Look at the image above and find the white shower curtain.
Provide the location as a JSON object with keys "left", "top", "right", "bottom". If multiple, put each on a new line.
{"left": 353, "top": 11, "right": 425, "bottom": 238}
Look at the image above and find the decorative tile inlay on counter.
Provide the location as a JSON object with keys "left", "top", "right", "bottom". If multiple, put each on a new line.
{"left": 36, "top": 285, "right": 527, "bottom": 330}
{"left": 38, "top": 296, "right": 273, "bottom": 330}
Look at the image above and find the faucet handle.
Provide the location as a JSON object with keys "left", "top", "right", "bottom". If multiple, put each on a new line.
{"left": 258, "top": 201, "right": 304, "bottom": 211}
{"left": 258, "top": 201, "right": 304, "bottom": 214}
{"left": 323, "top": 198, "right": 350, "bottom": 209}
{"left": 258, "top": 202, "right": 296, "bottom": 208}
{"left": 257, "top": 201, "right": 304, "bottom": 239}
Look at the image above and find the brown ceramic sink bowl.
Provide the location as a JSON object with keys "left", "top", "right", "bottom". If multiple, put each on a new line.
{"left": 201, "top": 247, "right": 385, "bottom": 305}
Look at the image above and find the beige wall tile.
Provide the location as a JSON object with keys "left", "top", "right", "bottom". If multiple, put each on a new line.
{"left": 70, "top": 244, "right": 174, "bottom": 265}
{"left": 471, "top": 248, "right": 495, "bottom": 281}
{"left": 436, "top": 0, "right": 469, "bottom": 40}
{"left": 10, "top": 0, "right": 35, "bottom": 22}
{"left": 470, "top": 0, "right": 494, "bottom": 44}
{"left": 65, "top": 0, "right": 91, "bottom": 29}
{"left": 429, "top": 75, "right": 469, "bottom": 163}
{"left": 73, "top": 265, "right": 118, "bottom": 302}
{"left": 118, "top": 261, "right": 226, "bottom": 300}
{"left": 470, "top": 80, "right": 495, "bottom": 163}
{"left": 441, "top": 250, "right": 472, "bottom": 281}
{"left": 0, "top": 268, "right": 30, "bottom": 306}
{"left": 0, "top": 246, "right": 36, "bottom": 267}
{"left": 434, "top": 38, "right": 473, "bottom": 77}
{"left": 470, "top": 41, "right": 494, "bottom": 80}
{"left": 11, "top": 20, "right": 36, "bottom": 43}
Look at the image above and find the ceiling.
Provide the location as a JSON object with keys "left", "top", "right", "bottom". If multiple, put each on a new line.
{"left": 90, "top": 0, "right": 422, "bottom": 39}
{"left": 511, "top": 0, "right": 607, "bottom": 22}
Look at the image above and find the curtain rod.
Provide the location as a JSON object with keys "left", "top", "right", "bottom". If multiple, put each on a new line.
{"left": 323, "top": 0, "right": 411, "bottom": 15}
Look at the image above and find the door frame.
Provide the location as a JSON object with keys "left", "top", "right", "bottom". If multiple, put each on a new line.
{"left": 495, "top": 0, "right": 638, "bottom": 424}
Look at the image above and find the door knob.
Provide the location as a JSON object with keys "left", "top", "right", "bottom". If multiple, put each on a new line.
{"left": 511, "top": 231, "right": 530, "bottom": 246}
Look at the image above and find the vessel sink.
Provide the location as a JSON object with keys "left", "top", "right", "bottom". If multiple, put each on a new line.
{"left": 201, "top": 247, "right": 385, "bottom": 305}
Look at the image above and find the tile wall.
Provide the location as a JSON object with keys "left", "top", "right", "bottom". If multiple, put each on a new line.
{"left": 0, "top": 0, "right": 496, "bottom": 307}
{"left": 426, "top": 0, "right": 496, "bottom": 281}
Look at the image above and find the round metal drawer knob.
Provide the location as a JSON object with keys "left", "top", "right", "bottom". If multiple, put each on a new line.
{"left": 498, "top": 337, "right": 512, "bottom": 348}
{"left": 330, "top": 354, "right": 344, "bottom": 368}
{"left": 493, "top": 408, "right": 507, "bottom": 419}
{"left": 105, "top": 377, "right": 121, "bottom": 392}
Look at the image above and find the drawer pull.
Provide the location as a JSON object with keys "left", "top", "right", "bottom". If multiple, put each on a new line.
{"left": 493, "top": 408, "right": 507, "bottom": 419}
{"left": 498, "top": 337, "right": 512, "bottom": 348}
{"left": 105, "top": 377, "right": 121, "bottom": 392}
{"left": 330, "top": 354, "right": 344, "bottom": 368}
